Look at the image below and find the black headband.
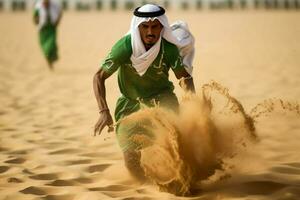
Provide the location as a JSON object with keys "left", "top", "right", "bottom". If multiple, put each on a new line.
{"left": 133, "top": 6, "right": 165, "bottom": 17}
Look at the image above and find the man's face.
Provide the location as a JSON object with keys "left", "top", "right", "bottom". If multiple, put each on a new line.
{"left": 138, "top": 19, "right": 163, "bottom": 50}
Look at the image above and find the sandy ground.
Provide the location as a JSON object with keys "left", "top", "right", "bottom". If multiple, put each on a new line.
{"left": 0, "top": 10, "right": 300, "bottom": 200}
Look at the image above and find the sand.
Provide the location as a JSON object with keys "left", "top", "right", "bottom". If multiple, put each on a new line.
{"left": 0, "top": 10, "right": 300, "bottom": 200}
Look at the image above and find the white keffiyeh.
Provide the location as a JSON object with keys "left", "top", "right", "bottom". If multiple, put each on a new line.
{"left": 35, "top": 0, "right": 61, "bottom": 30}
{"left": 129, "top": 4, "right": 195, "bottom": 76}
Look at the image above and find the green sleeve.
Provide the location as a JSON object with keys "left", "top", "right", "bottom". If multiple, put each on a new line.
{"left": 100, "top": 35, "right": 131, "bottom": 75}
{"left": 100, "top": 51, "right": 119, "bottom": 75}
{"left": 164, "top": 42, "right": 187, "bottom": 77}
{"left": 34, "top": 9, "right": 39, "bottom": 17}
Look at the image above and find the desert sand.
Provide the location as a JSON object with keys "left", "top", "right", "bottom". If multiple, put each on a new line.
{"left": 0, "top": 10, "right": 300, "bottom": 200}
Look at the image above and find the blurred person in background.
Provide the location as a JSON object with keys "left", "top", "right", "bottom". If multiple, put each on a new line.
{"left": 33, "top": 0, "right": 62, "bottom": 70}
{"left": 93, "top": 4, "right": 195, "bottom": 180}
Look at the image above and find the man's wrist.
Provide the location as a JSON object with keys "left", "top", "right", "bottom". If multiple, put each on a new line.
{"left": 99, "top": 108, "right": 109, "bottom": 114}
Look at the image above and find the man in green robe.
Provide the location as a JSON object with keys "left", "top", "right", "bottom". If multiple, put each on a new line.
{"left": 93, "top": 4, "right": 195, "bottom": 179}
{"left": 34, "top": 0, "right": 62, "bottom": 70}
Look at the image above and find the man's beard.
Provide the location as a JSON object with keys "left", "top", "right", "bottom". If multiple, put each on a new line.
{"left": 145, "top": 35, "right": 156, "bottom": 50}
{"left": 145, "top": 43, "right": 155, "bottom": 50}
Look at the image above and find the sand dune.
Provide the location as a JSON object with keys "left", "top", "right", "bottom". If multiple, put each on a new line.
{"left": 0, "top": 10, "right": 300, "bottom": 200}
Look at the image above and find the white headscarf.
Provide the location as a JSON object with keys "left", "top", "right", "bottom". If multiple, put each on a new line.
{"left": 129, "top": 4, "right": 195, "bottom": 76}
{"left": 35, "top": 0, "right": 61, "bottom": 30}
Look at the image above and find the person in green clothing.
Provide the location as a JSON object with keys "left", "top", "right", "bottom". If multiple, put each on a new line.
{"left": 93, "top": 4, "right": 195, "bottom": 179}
{"left": 33, "top": 0, "right": 62, "bottom": 70}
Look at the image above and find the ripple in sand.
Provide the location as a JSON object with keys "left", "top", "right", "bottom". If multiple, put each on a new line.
{"left": 0, "top": 166, "right": 10, "bottom": 173}
{"left": 101, "top": 191, "right": 127, "bottom": 198}
{"left": 136, "top": 188, "right": 148, "bottom": 194}
{"left": 5, "top": 157, "right": 26, "bottom": 164}
{"left": 42, "top": 194, "right": 76, "bottom": 200}
{"left": 277, "top": 186, "right": 300, "bottom": 196}
{"left": 122, "top": 197, "right": 152, "bottom": 200}
{"left": 242, "top": 181, "right": 286, "bottom": 195}
{"left": 1, "top": 128, "right": 17, "bottom": 132}
{"left": 65, "top": 159, "right": 92, "bottom": 165}
{"left": 46, "top": 179, "right": 77, "bottom": 186}
{"left": 7, "top": 177, "right": 23, "bottom": 183}
{"left": 29, "top": 173, "right": 59, "bottom": 180}
{"left": 283, "top": 162, "right": 300, "bottom": 168}
{"left": 44, "top": 141, "right": 68, "bottom": 147}
{"left": 89, "top": 184, "right": 132, "bottom": 192}
{"left": 80, "top": 152, "right": 114, "bottom": 158}
{"left": 87, "top": 164, "right": 111, "bottom": 173}
{"left": 33, "top": 129, "right": 42, "bottom": 134}
{"left": 64, "top": 136, "right": 81, "bottom": 141}
{"left": 49, "top": 148, "right": 80, "bottom": 155}
{"left": 9, "top": 150, "right": 28, "bottom": 155}
{"left": 20, "top": 186, "right": 46, "bottom": 196}
{"left": 0, "top": 147, "right": 9, "bottom": 152}
{"left": 50, "top": 125, "right": 66, "bottom": 130}
{"left": 271, "top": 166, "right": 300, "bottom": 175}
{"left": 72, "top": 177, "right": 94, "bottom": 184}
{"left": 22, "top": 169, "right": 34, "bottom": 174}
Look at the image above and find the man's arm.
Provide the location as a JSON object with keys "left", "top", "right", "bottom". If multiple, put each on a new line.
{"left": 174, "top": 69, "right": 195, "bottom": 93}
{"left": 55, "top": 9, "right": 63, "bottom": 27}
{"left": 93, "top": 68, "right": 114, "bottom": 135}
{"left": 33, "top": 10, "right": 39, "bottom": 25}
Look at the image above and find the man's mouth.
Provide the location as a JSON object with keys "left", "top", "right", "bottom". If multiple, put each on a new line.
{"left": 146, "top": 35, "right": 155, "bottom": 39}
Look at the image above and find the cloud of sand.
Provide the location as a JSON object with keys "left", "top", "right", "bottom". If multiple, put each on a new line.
{"left": 119, "top": 81, "right": 300, "bottom": 196}
{"left": 119, "top": 81, "right": 259, "bottom": 195}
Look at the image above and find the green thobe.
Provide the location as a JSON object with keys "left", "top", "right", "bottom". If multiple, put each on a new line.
{"left": 34, "top": 9, "right": 58, "bottom": 63}
{"left": 101, "top": 34, "right": 187, "bottom": 151}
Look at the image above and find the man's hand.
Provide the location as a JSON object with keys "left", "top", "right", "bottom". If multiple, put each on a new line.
{"left": 179, "top": 76, "right": 195, "bottom": 93}
{"left": 93, "top": 68, "right": 114, "bottom": 136}
{"left": 94, "top": 110, "right": 114, "bottom": 136}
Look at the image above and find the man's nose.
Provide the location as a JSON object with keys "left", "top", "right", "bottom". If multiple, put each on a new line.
{"left": 147, "top": 27, "right": 153, "bottom": 35}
